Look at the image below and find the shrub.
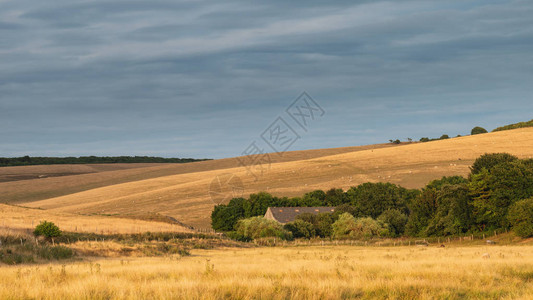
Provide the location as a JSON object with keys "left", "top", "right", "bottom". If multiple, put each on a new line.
{"left": 284, "top": 220, "right": 315, "bottom": 239}
{"left": 332, "top": 213, "right": 357, "bottom": 238}
{"left": 508, "top": 198, "right": 533, "bottom": 238}
{"left": 471, "top": 126, "right": 488, "bottom": 135}
{"left": 332, "top": 213, "right": 388, "bottom": 239}
{"left": 350, "top": 217, "right": 389, "bottom": 239}
{"left": 34, "top": 221, "right": 61, "bottom": 238}
{"left": 235, "top": 217, "right": 292, "bottom": 240}
{"left": 440, "top": 134, "right": 449, "bottom": 140}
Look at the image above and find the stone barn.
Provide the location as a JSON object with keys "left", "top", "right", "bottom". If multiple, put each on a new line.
{"left": 264, "top": 207, "right": 335, "bottom": 224}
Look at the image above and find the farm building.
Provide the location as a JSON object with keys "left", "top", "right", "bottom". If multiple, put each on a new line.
{"left": 264, "top": 207, "right": 335, "bottom": 224}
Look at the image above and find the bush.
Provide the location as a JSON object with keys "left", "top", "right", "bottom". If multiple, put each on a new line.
{"left": 235, "top": 217, "right": 292, "bottom": 240}
{"left": 332, "top": 213, "right": 388, "bottom": 239}
{"left": 440, "top": 134, "right": 449, "bottom": 140}
{"left": 471, "top": 126, "right": 488, "bottom": 135}
{"left": 34, "top": 221, "right": 61, "bottom": 238}
{"left": 508, "top": 198, "right": 533, "bottom": 238}
{"left": 332, "top": 213, "right": 357, "bottom": 238}
{"left": 284, "top": 220, "right": 315, "bottom": 239}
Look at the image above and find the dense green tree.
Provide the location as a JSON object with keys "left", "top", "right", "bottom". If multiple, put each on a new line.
{"left": 405, "top": 188, "right": 439, "bottom": 236}
{"left": 332, "top": 204, "right": 357, "bottom": 220}
{"left": 425, "top": 176, "right": 467, "bottom": 190}
{"left": 406, "top": 177, "right": 471, "bottom": 236}
{"left": 243, "top": 192, "right": 277, "bottom": 218}
{"left": 440, "top": 134, "right": 449, "bottom": 140}
{"left": 346, "top": 182, "right": 413, "bottom": 218}
{"left": 507, "top": 198, "right": 533, "bottom": 238}
{"left": 284, "top": 220, "right": 316, "bottom": 239}
{"left": 295, "top": 212, "right": 334, "bottom": 237}
{"left": 469, "top": 153, "right": 518, "bottom": 176}
{"left": 325, "top": 188, "right": 346, "bottom": 206}
{"left": 377, "top": 209, "right": 408, "bottom": 237}
{"left": 425, "top": 184, "right": 472, "bottom": 236}
{"left": 471, "top": 126, "right": 488, "bottom": 135}
{"left": 211, "top": 198, "right": 246, "bottom": 231}
{"left": 469, "top": 159, "right": 533, "bottom": 230}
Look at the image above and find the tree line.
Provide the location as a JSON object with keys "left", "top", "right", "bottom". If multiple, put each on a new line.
{"left": 212, "top": 153, "right": 533, "bottom": 241}
{"left": 0, "top": 156, "right": 211, "bottom": 167}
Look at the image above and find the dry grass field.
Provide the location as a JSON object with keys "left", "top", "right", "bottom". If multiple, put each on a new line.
{"left": 0, "top": 245, "right": 532, "bottom": 299}
{"left": 0, "top": 204, "right": 192, "bottom": 234}
{"left": 5, "top": 128, "right": 531, "bottom": 229}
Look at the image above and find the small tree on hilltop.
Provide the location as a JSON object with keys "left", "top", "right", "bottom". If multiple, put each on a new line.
{"left": 471, "top": 126, "right": 488, "bottom": 135}
{"left": 34, "top": 221, "right": 61, "bottom": 240}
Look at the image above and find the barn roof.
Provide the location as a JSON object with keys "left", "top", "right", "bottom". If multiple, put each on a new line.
{"left": 265, "top": 207, "right": 335, "bottom": 224}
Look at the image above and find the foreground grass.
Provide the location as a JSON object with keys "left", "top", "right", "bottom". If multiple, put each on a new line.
{"left": 0, "top": 245, "right": 532, "bottom": 299}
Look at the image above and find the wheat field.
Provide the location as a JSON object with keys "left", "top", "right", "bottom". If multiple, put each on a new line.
{"left": 0, "top": 245, "right": 532, "bottom": 299}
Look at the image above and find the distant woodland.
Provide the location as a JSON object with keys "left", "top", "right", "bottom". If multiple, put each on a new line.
{"left": 0, "top": 156, "right": 211, "bottom": 167}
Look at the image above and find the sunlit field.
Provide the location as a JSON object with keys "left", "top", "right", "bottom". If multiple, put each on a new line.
{"left": 1, "top": 245, "right": 532, "bottom": 299}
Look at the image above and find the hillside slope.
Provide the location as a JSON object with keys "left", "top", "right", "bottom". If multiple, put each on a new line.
{"left": 0, "top": 143, "right": 399, "bottom": 203}
{"left": 16, "top": 128, "right": 533, "bottom": 229}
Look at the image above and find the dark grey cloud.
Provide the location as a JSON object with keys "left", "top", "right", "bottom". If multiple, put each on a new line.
{"left": 1, "top": 0, "right": 532, "bottom": 158}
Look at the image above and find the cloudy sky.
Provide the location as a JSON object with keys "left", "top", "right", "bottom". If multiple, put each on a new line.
{"left": 1, "top": 0, "right": 532, "bottom": 159}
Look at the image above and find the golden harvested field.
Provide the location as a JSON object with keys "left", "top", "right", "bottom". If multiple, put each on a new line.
{"left": 0, "top": 143, "right": 396, "bottom": 204}
{"left": 7, "top": 128, "right": 532, "bottom": 229}
{"left": 0, "top": 245, "right": 532, "bottom": 299}
{"left": 0, "top": 204, "right": 192, "bottom": 234}
{"left": 0, "top": 163, "right": 169, "bottom": 183}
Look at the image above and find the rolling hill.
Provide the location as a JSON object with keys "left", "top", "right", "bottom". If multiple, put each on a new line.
{"left": 2, "top": 128, "right": 533, "bottom": 229}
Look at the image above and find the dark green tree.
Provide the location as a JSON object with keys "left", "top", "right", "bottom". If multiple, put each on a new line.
{"left": 284, "top": 219, "right": 316, "bottom": 239}
{"left": 471, "top": 126, "right": 488, "bottom": 135}
{"left": 469, "top": 159, "right": 533, "bottom": 230}
{"left": 507, "top": 198, "right": 533, "bottom": 238}
{"left": 469, "top": 153, "right": 518, "bottom": 176}
{"left": 346, "top": 182, "right": 413, "bottom": 218}
{"left": 377, "top": 209, "right": 408, "bottom": 237}
{"left": 211, "top": 198, "right": 246, "bottom": 231}
{"left": 324, "top": 188, "right": 346, "bottom": 206}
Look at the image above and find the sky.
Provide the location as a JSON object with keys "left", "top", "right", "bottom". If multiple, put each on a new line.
{"left": 1, "top": 0, "right": 532, "bottom": 159}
